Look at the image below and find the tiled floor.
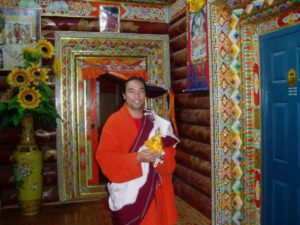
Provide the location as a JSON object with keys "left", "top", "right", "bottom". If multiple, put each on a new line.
{"left": 0, "top": 197, "right": 211, "bottom": 225}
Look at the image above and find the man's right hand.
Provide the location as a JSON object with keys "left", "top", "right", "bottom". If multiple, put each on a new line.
{"left": 137, "top": 149, "right": 161, "bottom": 163}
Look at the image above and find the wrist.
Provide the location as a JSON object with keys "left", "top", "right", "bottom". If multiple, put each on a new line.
{"left": 136, "top": 152, "right": 140, "bottom": 163}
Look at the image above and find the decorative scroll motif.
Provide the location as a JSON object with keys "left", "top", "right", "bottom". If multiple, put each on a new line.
{"left": 122, "top": 4, "right": 168, "bottom": 22}
{"left": 3, "top": 0, "right": 182, "bottom": 23}
{"left": 38, "top": 0, "right": 168, "bottom": 23}
{"left": 55, "top": 32, "right": 170, "bottom": 201}
{"left": 241, "top": 1, "right": 298, "bottom": 24}
{"left": 0, "top": 0, "right": 18, "bottom": 7}
{"left": 208, "top": 0, "right": 300, "bottom": 224}
{"left": 40, "top": 0, "right": 93, "bottom": 16}
{"left": 278, "top": 10, "right": 300, "bottom": 26}
{"left": 170, "top": 0, "right": 187, "bottom": 21}
{"left": 258, "top": 9, "right": 300, "bottom": 34}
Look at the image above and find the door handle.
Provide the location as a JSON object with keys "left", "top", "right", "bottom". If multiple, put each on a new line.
{"left": 287, "top": 68, "right": 297, "bottom": 87}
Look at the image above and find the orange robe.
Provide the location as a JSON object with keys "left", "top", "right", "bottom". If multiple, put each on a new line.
{"left": 96, "top": 105, "right": 178, "bottom": 225}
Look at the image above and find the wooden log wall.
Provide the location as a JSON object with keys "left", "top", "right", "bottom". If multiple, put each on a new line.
{"left": 169, "top": 12, "right": 212, "bottom": 221}
{"left": 0, "top": 16, "right": 169, "bottom": 209}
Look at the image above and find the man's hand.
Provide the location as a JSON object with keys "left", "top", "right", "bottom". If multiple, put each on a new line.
{"left": 137, "top": 149, "right": 161, "bottom": 163}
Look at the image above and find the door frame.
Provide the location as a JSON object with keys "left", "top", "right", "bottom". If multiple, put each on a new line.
{"left": 55, "top": 31, "right": 170, "bottom": 201}
{"left": 208, "top": 1, "right": 300, "bottom": 224}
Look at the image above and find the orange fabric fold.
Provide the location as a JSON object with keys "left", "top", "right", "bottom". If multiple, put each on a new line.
{"left": 81, "top": 67, "right": 148, "bottom": 81}
{"left": 96, "top": 105, "right": 178, "bottom": 225}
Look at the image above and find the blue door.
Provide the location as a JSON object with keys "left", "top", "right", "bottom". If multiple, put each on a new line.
{"left": 261, "top": 24, "right": 300, "bottom": 225}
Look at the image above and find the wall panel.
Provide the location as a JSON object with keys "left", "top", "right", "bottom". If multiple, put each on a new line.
{"left": 169, "top": 10, "right": 211, "bottom": 223}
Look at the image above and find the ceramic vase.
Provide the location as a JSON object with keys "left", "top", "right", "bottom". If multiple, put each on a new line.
{"left": 13, "top": 114, "right": 43, "bottom": 215}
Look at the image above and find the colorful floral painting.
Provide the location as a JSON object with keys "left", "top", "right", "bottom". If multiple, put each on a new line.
{"left": 14, "top": 162, "right": 32, "bottom": 189}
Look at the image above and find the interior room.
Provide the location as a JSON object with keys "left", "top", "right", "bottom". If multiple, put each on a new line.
{"left": 0, "top": 0, "right": 299, "bottom": 225}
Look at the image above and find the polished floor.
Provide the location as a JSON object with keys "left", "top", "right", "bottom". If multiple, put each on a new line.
{"left": 0, "top": 197, "right": 211, "bottom": 225}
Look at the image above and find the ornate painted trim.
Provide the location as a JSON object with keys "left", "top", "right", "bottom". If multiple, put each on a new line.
{"left": 0, "top": 0, "right": 19, "bottom": 7}
{"left": 209, "top": 0, "right": 300, "bottom": 224}
{"left": 208, "top": 3, "right": 233, "bottom": 224}
{"left": 39, "top": 0, "right": 168, "bottom": 23}
{"left": 122, "top": 4, "right": 168, "bottom": 22}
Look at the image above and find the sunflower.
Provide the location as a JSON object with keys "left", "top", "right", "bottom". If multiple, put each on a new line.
{"left": 7, "top": 69, "right": 31, "bottom": 87}
{"left": 23, "top": 47, "right": 42, "bottom": 63}
{"left": 28, "top": 64, "right": 48, "bottom": 84}
{"left": 36, "top": 39, "right": 55, "bottom": 59}
{"left": 52, "top": 58, "right": 61, "bottom": 77}
{"left": 17, "top": 87, "right": 41, "bottom": 109}
{"left": 23, "top": 47, "right": 36, "bottom": 55}
{"left": 0, "top": 39, "right": 61, "bottom": 129}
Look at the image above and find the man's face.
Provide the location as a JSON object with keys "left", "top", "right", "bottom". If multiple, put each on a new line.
{"left": 124, "top": 79, "right": 146, "bottom": 111}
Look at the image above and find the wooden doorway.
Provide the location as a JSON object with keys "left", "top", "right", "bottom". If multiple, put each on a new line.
{"left": 54, "top": 31, "right": 170, "bottom": 201}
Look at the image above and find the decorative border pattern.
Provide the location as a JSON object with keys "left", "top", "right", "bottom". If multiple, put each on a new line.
{"left": 0, "top": 1, "right": 18, "bottom": 7}
{"left": 208, "top": 0, "right": 300, "bottom": 224}
{"left": 209, "top": 4, "right": 233, "bottom": 224}
{"left": 0, "top": 0, "right": 171, "bottom": 7}
{"left": 122, "top": 4, "right": 168, "bottom": 22}
{"left": 229, "top": 10, "right": 243, "bottom": 225}
{"left": 170, "top": 0, "right": 187, "bottom": 21}
{"left": 241, "top": 24, "right": 256, "bottom": 224}
{"left": 55, "top": 32, "right": 170, "bottom": 201}
{"left": 38, "top": 0, "right": 168, "bottom": 23}
{"left": 1, "top": 1, "right": 184, "bottom": 23}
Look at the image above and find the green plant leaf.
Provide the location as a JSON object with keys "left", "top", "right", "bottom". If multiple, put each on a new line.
{"left": 12, "top": 113, "right": 22, "bottom": 127}
{"left": 0, "top": 102, "right": 8, "bottom": 112}
{"left": 8, "top": 98, "right": 21, "bottom": 110}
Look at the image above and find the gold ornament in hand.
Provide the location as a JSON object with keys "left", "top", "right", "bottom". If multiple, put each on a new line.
{"left": 144, "top": 129, "right": 163, "bottom": 153}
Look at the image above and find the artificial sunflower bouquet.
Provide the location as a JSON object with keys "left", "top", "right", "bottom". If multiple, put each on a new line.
{"left": 0, "top": 39, "right": 61, "bottom": 129}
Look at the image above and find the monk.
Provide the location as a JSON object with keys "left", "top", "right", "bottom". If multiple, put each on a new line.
{"left": 96, "top": 76, "right": 179, "bottom": 225}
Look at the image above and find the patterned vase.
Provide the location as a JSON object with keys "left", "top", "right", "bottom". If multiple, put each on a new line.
{"left": 13, "top": 114, "right": 43, "bottom": 215}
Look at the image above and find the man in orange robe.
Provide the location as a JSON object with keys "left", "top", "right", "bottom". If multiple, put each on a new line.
{"left": 96, "top": 76, "right": 179, "bottom": 225}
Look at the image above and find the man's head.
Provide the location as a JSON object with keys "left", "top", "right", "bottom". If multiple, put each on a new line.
{"left": 122, "top": 76, "right": 146, "bottom": 117}
{"left": 123, "top": 76, "right": 146, "bottom": 92}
